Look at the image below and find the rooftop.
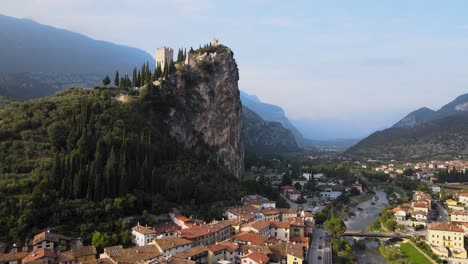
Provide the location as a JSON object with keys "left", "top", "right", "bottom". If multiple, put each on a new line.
{"left": 428, "top": 222, "right": 464, "bottom": 233}
{"left": 242, "top": 251, "right": 270, "bottom": 264}
{"left": 132, "top": 224, "right": 157, "bottom": 235}
{"left": 153, "top": 237, "right": 192, "bottom": 250}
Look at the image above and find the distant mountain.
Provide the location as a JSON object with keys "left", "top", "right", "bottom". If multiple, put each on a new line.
{"left": 392, "top": 107, "right": 436, "bottom": 128}
{"left": 242, "top": 106, "right": 299, "bottom": 155}
{"left": 240, "top": 91, "right": 306, "bottom": 145}
{"left": 346, "top": 93, "right": 468, "bottom": 160}
{"left": 0, "top": 14, "right": 154, "bottom": 99}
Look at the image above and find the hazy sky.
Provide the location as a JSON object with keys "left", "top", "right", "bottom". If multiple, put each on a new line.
{"left": 2, "top": 0, "right": 468, "bottom": 139}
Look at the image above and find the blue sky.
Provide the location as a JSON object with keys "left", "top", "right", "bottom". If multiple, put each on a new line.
{"left": 2, "top": 0, "right": 468, "bottom": 139}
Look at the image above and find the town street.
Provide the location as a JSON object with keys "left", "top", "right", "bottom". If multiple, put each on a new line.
{"left": 436, "top": 202, "right": 449, "bottom": 222}
{"left": 308, "top": 226, "right": 331, "bottom": 264}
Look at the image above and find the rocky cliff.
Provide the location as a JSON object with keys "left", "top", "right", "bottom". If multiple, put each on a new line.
{"left": 165, "top": 45, "right": 244, "bottom": 177}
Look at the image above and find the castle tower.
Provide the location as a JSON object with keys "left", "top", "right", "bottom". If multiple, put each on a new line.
{"left": 211, "top": 38, "right": 219, "bottom": 46}
{"left": 156, "top": 47, "right": 174, "bottom": 71}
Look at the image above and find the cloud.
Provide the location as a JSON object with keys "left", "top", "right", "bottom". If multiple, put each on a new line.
{"left": 362, "top": 57, "right": 405, "bottom": 67}
{"left": 258, "top": 16, "right": 297, "bottom": 27}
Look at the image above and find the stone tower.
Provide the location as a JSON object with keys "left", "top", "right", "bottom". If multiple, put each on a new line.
{"left": 156, "top": 47, "right": 174, "bottom": 71}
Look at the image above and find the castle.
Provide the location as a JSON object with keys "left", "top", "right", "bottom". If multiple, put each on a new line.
{"left": 155, "top": 47, "right": 173, "bottom": 71}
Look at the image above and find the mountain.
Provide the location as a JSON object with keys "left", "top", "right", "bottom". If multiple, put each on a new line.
{"left": 0, "top": 14, "right": 154, "bottom": 99}
{"left": 346, "top": 93, "right": 468, "bottom": 160}
{"left": 0, "top": 44, "right": 245, "bottom": 242}
{"left": 240, "top": 91, "right": 306, "bottom": 145}
{"left": 243, "top": 106, "right": 299, "bottom": 155}
{"left": 392, "top": 107, "right": 436, "bottom": 128}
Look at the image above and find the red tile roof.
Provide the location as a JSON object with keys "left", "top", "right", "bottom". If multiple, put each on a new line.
{"left": 22, "top": 249, "right": 57, "bottom": 263}
{"left": 243, "top": 251, "right": 270, "bottom": 264}
{"left": 428, "top": 222, "right": 464, "bottom": 233}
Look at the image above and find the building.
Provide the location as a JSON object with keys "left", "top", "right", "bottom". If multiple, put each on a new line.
{"left": 100, "top": 245, "right": 162, "bottom": 263}
{"left": 320, "top": 190, "right": 342, "bottom": 200}
{"left": 446, "top": 199, "right": 458, "bottom": 206}
{"left": 350, "top": 182, "right": 363, "bottom": 193}
{"left": 241, "top": 195, "right": 276, "bottom": 209}
{"left": 260, "top": 208, "right": 280, "bottom": 221}
{"left": 22, "top": 249, "right": 57, "bottom": 263}
{"left": 173, "top": 245, "right": 208, "bottom": 264}
{"left": 180, "top": 221, "right": 233, "bottom": 247}
{"left": 458, "top": 191, "right": 468, "bottom": 204}
{"left": 225, "top": 205, "right": 259, "bottom": 222}
{"left": 270, "top": 222, "right": 290, "bottom": 242}
{"left": 291, "top": 179, "right": 308, "bottom": 190}
{"left": 0, "top": 251, "right": 30, "bottom": 264}
{"left": 156, "top": 47, "right": 174, "bottom": 72}
{"left": 241, "top": 221, "right": 271, "bottom": 237}
{"left": 241, "top": 251, "right": 269, "bottom": 264}
{"left": 286, "top": 243, "right": 305, "bottom": 264}
{"left": 151, "top": 237, "right": 192, "bottom": 257}
{"left": 278, "top": 209, "right": 297, "bottom": 222}
{"left": 427, "top": 222, "right": 467, "bottom": 259}
{"left": 451, "top": 211, "right": 468, "bottom": 223}
{"left": 32, "top": 231, "right": 80, "bottom": 252}
{"left": 287, "top": 190, "right": 301, "bottom": 202}
{"left": 132, "top": 224, "right": 157, "bottom": 246}
{"left": 393, "top": 207, "right": 407, "bottom": 221}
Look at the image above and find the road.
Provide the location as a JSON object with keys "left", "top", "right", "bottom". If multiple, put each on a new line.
{"left": 308, "top": 226, "right": 331, "bottom": 264}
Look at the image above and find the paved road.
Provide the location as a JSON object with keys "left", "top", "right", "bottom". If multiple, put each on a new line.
{"left": 308, "top": 226, "right": 331, "bottom": 264}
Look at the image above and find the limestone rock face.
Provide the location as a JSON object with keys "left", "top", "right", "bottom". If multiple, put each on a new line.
{"left": 166, "top": 45, "right": 244, "bottom": 177}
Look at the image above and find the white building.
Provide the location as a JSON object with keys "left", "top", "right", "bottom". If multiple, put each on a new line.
{"left": 132, "top": 224, "right": 157, "bottom": 247}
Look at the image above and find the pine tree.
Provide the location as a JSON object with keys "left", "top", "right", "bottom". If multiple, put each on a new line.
{"left": 114, "top": 70, "right": 119, "bottom": 87}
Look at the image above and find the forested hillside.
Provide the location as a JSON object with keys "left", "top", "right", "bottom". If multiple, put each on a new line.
{"left": 0, "top": 87, "right": 242, "bottom": 244}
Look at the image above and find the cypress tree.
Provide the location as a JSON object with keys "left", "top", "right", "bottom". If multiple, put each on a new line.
{"left": 114, "top": 70, "right": 119, "bottom": 87}
{"left": 132, "top": 68, "right": 137, "bottom": 87}
{"left": 137, "top": 70, "right": 141, "bottom": 87}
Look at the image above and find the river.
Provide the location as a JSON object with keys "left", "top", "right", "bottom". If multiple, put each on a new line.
{"left": 344, "top": 189, "right": 389, "bottom": 264}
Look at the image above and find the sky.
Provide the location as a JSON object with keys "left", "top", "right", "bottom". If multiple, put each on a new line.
{"left": 2, "top": 0, "right": 468, "bottom": 139}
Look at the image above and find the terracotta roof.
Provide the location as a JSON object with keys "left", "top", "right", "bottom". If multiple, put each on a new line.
{"left": 33, "top": 231, "right": 72, "bottom": 245}
{"left": 180, "top": 221, "right": 232, "bottom": 240}
{"left": 57, "top": 252, "right": 75, "bottom": 262}
{"left": 451, "top": 211, "right": 468, "bottom": 216}
{"left": 22, "top": 249, "right": 57, "bottom": 263}
{"left": 167, "top": 256, "right": 197, "bottom": 264}
{"left": 413, "top": 202, "right": 429, "bottom": 208}
{"left": 446, "top": 199, "right": 457, "bottom": 204}
{"left": 103, "top": 244, "right": 161, "bottom": 264}
{"left": 153, "top": 237, "right": 192, "bottom": 250}
{"left": 81, "top": 259, "right": 114, "bottom": 264}
{"left": 260, "top": 208, "right": 279, "bottom": 216}
{"left": 289, "top": 237, "right": 309, "bottom": 243}
{"left": 0, "top": 251, "right": 29, "bottom": 262}
{"left": 173, "top": 245, "right": 207, "bottom": 259}
{"left": 242, "top": 251, "right": 270, "bottom": 264}
{"left": 250, "top": 221, "right": 271, "bottom": 231}
{"left": 132, "top": 225, "right": 157, "bottom": 235}
{"left": 278, "top": 208, "right": 297, "bottom": 215}
{"left": 428, "top": 222, "right": 464, "bottom": 233}
{"left": 207, "top": 244, "right": 226, "bottom": 252}
{"left": 153, "top": 223, "right": 180, "bottom": 235}
{"left": 270, "top": 221, "right": 290, "bottom": 229}
{"left": 218, "top": 241, "right": 238, "bottom": 251}
{"left": 72, "top": 245, "right": 97, "bottom": 258}
{"left": 287, "top": 243, "right": 305, "bottom": 259}
{"left": 174, "top": 214, "right": 191, "bottom": 222}
{"left": 234, "top": 232, "right": 268, "bottom": 245}
{"left": 268, "top": 243, "right": 287, "bottom": 262}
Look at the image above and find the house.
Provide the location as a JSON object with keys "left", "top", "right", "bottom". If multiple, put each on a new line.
{"left": 132, "top": 224, "right": 157, "bottom": 246}
{"left": 32, "top": 231, "right": 80, "bottom": 252}
{"left": 270, "top": 222, "right": 290, "bottom": 242}
{"left": 241, "top": 195, "right": 276, "bottom": 209}
{"left": 291, "top": 180, "right": 308, "bottom": 190}
{"left": 0, "top": 251, "right": 29, "bottom": 264}
{"left": 427, "top": 222, "right": 467, "bottom": 259}
{"left": 99, "top": 245, "right": 161, "bottom": 263}
{"left": 233, "top": 232, "right": 268, "bottom": 246}
{"left": 451, "top": 211, "right": 468, "bottom": 223}
{"left": 286, "top": 243, "right": 305, "bottom": 264}
{"left": 278, "top": 209, "right": 297, "bottom": 222}
{"left": 392, "top": 207, "right": 407, "bottom": 221}
{"left": 241, "top": 221, "right": 271, "bottom": 237}
{"left": 151, "top": 237, "right": 192, "bottom": 256}
{"left": 288, "top": 218, "right": 305, "bottom": 239}
{"left": 241, "top": 251, "right": 269, "bottom": 264}
{"left": 173, "top": 245, "right": 208, "bottom": 264}
{"left": 313, "top": 173, "right": 325, "bottom": 180}
{"left": 301, "top": 173, "right": 312, "bottom": 181}
{"left": 431, "top": 186, "right": 441, "bottom": 193}
{"left": 170, "top": 213, "right": 194, "bottom": 229}
{"left": 287, "top": 190, "right": 301, "bottom": 202}
{"left": 280, "top": 186, "right": 295, "bottom": 196}
{"left": 22, "top": 249, "right": 57, "bottom": 263}
{"left": 225, "top": 205, "right": 259, "bottom": 222}
{"left": 412, "top": 202, "right": 430, "bottom": 213}
{"left": 207, "top": 242, "right": 238, "bottom": 264}
{"left": 457, "top": 191, "right": 468, "bottom": 204}
{"left": 446, "top": 199, "right": 458, "bottom": 206}
{"left": 413, "top": 211, "right": 428, "bottom": 222}
{"left": 350, "top": 182, "right": 363, "bottom": 193}
{"left": 260, "top": 208, "right": 280, "bottom": 221}
{"left": 180, "top": 220, "right": 233, "bottom": 247}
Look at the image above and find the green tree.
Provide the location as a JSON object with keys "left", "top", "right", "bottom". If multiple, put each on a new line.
{"left": 102, "top": 75, "right": 111, "bottom": 86}
{"left": 114, "top": 70, "right": 119, "bottom": 87}
{"left": 92, "top": 231, "right": 110, "bottom": 250}
{"left": 314, "top": 211, "right": 327, "bottom": 225}
{"left": 324, "top": 214, "right": 346, "bottom": 240}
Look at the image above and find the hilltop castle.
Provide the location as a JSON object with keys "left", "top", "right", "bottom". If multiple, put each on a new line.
{"left": 155, "top": 47, "right": 173, "bottom": 71}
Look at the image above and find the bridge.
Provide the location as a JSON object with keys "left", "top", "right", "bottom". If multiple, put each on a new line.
{"left": 343, "top": 230, "right": 407, "bottom": 239}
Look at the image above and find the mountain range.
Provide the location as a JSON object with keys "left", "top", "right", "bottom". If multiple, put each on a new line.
{"left": 0, "top": 14, "right": 154, "bottom": 99}
{"left": 346, "top": 93, "right": 468, "bottom": 160}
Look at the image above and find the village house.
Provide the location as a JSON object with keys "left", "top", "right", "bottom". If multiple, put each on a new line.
{"left": 241, "top": 221, "right": 271, "bottom": 237}
{"left": 32, "top": 231, "right": 81, "bottom": 252}
{"left": 132, "top": 224, "right": 157, "bottom": 247}
{"left": 233, "top": 232, "right": 268, "bottom": 246}
{"left": 151, "top": 237, "right": 192, "bottom": 257}
{"left": 278, "top": 209, "right": 297, "bottom": 222}
{"left": 350, "top": 181, "right": 363, "bottom": 193}
{"left": 270, "top": 222, "right": 290, "bottom": 242}
{"left": 171, "top": 213, "right": 197, "bottom": 229}
{"left": 413, "top": 211, "right": 428, "bottom": 222}
{"left": 451, "top": 210, "right": 468, "bottom": 223}
{"left": 173, "top": 245, "right": 209, "bottom": 264}
{"left": 180, "top": 221, "right": 233, "bottom": 247}
{"left": 0, "top": 251, "right": 30, "bottom": 264}
{"left": 446, "top": 199, "right": 458, "bottom": 206}
{"left": 99, "top": 245, "right": 161, "bottom": 263}
{"left": 291, "top": 179, "right": 308, "bottom": 190}
{"left": 241, "top": 195, "right": 276, "bottom": 209}
{"left": 225, "top": 205, "right": 260, "bottom": 222}
{"left": 393, "top": 207, "right": 408, "bottom": 221}
{"left": 457, "top": 191, "right": 468, "bottom": 204}
{"left": 260, "top": 208, "right": 280, "bottom": 221}
{"left": 286, "top": 243, "right": 305, "bottom": 264}
{"left": 287, "top": 190, "right": 301, "bottom": 202}
{"left": 22, "top": 249, "right": 57, "bottom": 263}
{"left": 207, "top": 242, "right": 238, "bottom": 264}
{"left": 412, "top": 202, "right": 430, "bottom": 213}
{"left": 427, "top": 222, "right": 467, "bottom": 259}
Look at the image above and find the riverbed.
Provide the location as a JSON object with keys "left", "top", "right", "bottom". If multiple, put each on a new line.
{"left": 344, "top": 189, "right": 389, "bottom": 263}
